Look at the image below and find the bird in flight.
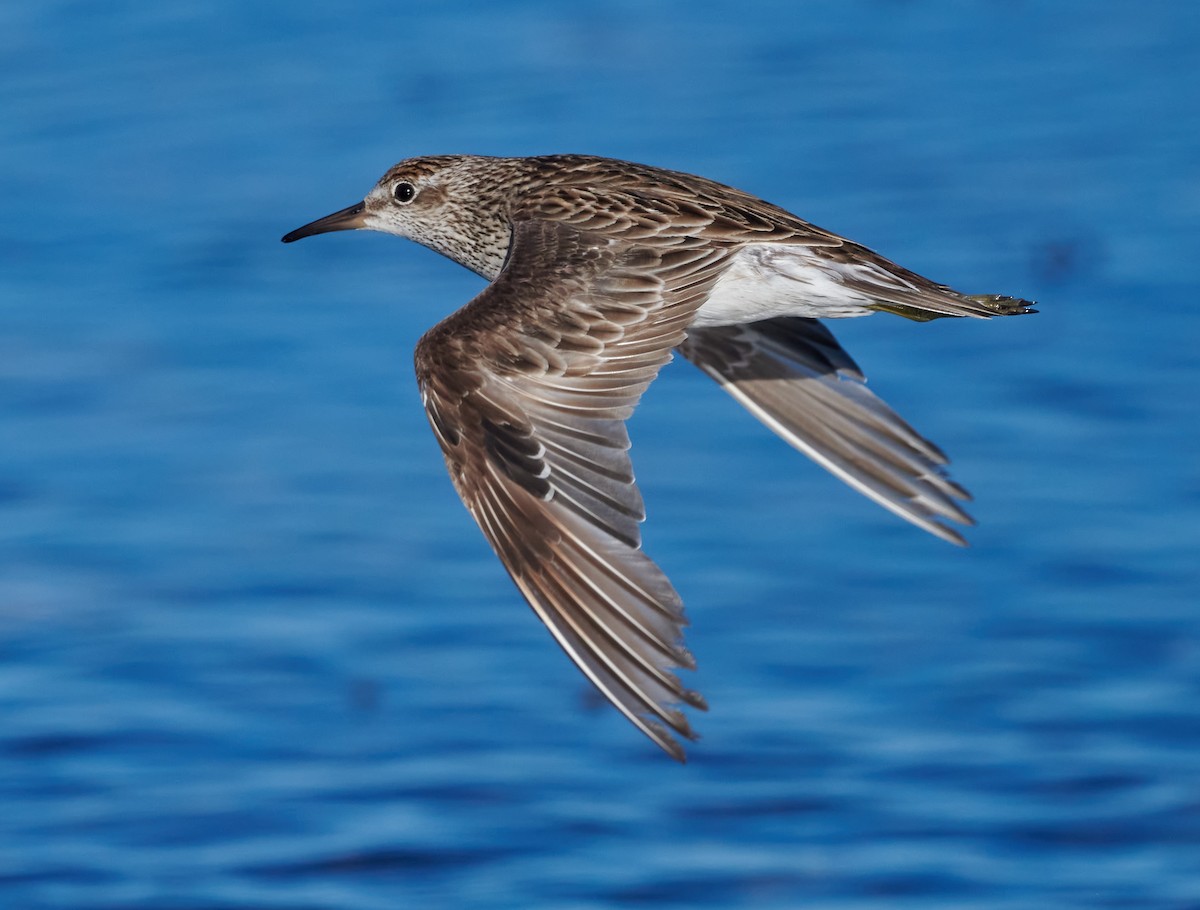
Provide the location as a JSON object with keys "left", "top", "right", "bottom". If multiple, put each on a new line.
{"left": 283, "top": 154, "right": 1034, "bottom": 760}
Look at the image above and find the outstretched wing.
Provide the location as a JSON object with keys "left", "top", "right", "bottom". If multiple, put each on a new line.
{"left": 415, "top": 219, "right": 732, "bottom": 760}
{"left": 680, "top": 317, "right": 975, "bottom": 545}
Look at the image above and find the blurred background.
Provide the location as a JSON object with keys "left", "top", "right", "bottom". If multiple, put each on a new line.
{"left": 3, "top": 2, "right": 1199, "bottom": 907}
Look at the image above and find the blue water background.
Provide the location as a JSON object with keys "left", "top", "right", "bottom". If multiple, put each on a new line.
{"left": 3, "top": 2, "right": 1200, "bottom": 907}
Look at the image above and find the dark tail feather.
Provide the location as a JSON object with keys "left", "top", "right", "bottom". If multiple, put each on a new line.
{"left": 868, "top": 294, "right": 1037, "bottom": 322}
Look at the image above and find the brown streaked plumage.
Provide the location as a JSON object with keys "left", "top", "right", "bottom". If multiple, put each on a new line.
{"left": 282, "top": 154, "right": 1035, "bottom": 760}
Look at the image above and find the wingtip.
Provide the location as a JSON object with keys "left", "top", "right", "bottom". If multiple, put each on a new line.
{"left": 941, "top": 525, "right": 971, "bottom": 548}
{"left": 681, "top": 686, "right": 709, "bottom": 711}
{"left": 644, "top": 717, "right": 696, "bottom": 763}
{"left": 923, "top": 517, "right": 971, "bottom": 547}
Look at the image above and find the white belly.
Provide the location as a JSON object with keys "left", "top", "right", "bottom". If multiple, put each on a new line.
{"left": 692, "top": 243, "right": 876, "bottom": 328}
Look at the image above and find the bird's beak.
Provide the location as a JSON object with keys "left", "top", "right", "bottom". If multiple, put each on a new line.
{"left": 281, "top": 201, "right": 367, "bottom": 243}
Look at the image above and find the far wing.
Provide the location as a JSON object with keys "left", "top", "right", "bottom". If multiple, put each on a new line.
{"left": 680, "top": 317, "right": 975, "bottom": 545}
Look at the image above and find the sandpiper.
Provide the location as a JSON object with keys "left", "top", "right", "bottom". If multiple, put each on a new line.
{"left": 283, "top": 154, "right": 1034, "bottom": 761}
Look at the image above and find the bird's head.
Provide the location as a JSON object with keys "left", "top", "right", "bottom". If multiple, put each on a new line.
{"left": 282, "top": 155, "right": 514, "bottom": 280}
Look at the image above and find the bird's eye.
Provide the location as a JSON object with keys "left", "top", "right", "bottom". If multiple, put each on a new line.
{"left": 393, "top": 182, "right": 416, "bottom": 204}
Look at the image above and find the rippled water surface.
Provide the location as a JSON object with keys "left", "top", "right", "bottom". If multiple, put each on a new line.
{"left": 4, "top": 2, "right": 1200, "bottom": 908}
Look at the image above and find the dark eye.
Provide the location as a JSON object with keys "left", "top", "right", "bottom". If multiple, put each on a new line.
{"left": 393, "top": 182, "right": 416, "bottom": 203}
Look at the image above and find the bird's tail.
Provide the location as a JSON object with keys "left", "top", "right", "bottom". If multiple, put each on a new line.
{"left": 868, "top": 294, "right": 1037, "bottom": 322}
